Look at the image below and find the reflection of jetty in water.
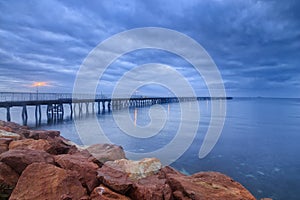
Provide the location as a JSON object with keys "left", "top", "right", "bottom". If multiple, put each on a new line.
{"left": 0, "top": 92, "right": 232, "bottom": 126}
{"left": 132, "top": 103, "right": 171, "bottom": 127}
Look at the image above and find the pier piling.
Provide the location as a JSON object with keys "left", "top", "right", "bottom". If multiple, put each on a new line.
{"left": 6, "top": 107, "right": 11, "bottom": 122}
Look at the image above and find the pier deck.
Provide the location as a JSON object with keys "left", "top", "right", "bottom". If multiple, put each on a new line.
{"left": 0, "top": 92, "right": 231, "bottom": 125}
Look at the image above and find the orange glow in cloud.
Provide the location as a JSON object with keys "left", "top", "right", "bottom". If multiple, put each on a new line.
{"left": 31, "top": 82, "right": 48, "bottom": 87}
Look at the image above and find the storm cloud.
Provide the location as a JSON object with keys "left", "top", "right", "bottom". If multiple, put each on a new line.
{"left": 0, "top": 0, "right": 299, "bottom": 97}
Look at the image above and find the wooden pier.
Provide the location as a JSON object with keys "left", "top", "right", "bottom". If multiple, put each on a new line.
{"left": 0, "top": 92, "right": 232, "bottom": 125}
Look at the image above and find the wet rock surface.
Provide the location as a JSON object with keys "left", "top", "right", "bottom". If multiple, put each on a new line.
{"left": 129, "top": 173, "right": 172, "bottom": 200}
{"left": 0, "top": 149, "right": 55, "bottom": 174}
{"left": 0, "top": 162, "right": 19, "bottom": 198}
{"left": 165, "top": 169, "right": 256, "bottom": 200}
{"left": 55, "top": 153, "right": 99, "bottom": 193}
{"left": 0, "top": 130, "right": 20, "bottom": 140}
{"left": 0, "top": 120, "right": 259, "bottom": 200}
{"left": 90, "top": 185, "right": 131, "bottom": 200}
{"left": 9, "top": 163, "right": 87, "bottom": 200}
{"left": 8, "top": 138, "right": 52, "bottom": 151}
{"left": 97, "top": 162, "right": 134, "bottom": 194}
{"left": 86, "top": 143, "right": 126, "bottom": 163}
{"left": 0, "top": 138, "right": 12, "bottom": 154}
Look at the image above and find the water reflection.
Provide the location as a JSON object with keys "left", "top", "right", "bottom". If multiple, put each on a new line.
{"left": 134, "top": 108, "right": 137, "bottom": 127}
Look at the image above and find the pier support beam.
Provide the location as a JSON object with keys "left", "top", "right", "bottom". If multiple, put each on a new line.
{"left": 59, "top": 104, "right": 64, "bottom": 119}
{"left": 79, "top": 103, "right": 83, "bottom": 115}
{"left": 6, "top": 107, "right": 11, "bottom": 122}
{"left": 35, "top": 105, "right": 41, "bottom": 126}
{"left": 108, "top": 102, "right": 111, "bottom": 112}
{"left": 92, "top": 102, "right": 95, "bottom": 113}
{"left": 85, "top": 103, "right": 89, "bottom": 114}
{"left": 102, "top": 101, "right": 105, "bottom": 113}
{"left": 69, "top": 103, "right": 73, "bottom": 119}
{"left": 97, "top": 102, "right": 101, "bottom": 114}
{"left": 73, "top": 103, "right": 76, "bottom": 116}
{"left": 22, "top": 105, "right": 28, "bottom": 125}
{"left": 47, "top": 104, "right": 54, "bottom": 123}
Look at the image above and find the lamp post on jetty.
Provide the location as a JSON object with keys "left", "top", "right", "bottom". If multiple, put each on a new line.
{"left": 36, "top": 83, "right": 40, "bottom": 100}
{"left": 32, "top": 82, "right": 46, "bottom": 100}
{"left": 30, "top": 82, "right": 47, "bottom": 126}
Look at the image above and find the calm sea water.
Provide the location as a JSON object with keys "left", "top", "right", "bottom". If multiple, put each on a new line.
{"left": 1, "top": 98, "right": 299, "bottom": 199}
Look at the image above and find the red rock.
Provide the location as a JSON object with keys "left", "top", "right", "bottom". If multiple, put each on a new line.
{"left": 0, "top": 138, "right": 12, "bottom": 154}
{"left": 46, "top": 136, "right": 78, "bottom": 155}
{"left": 0, "top": 129, "right": 21, "bottom": 140}
{"left": 76, "top": 149, "right": 104, "bottom": 167}
{"left": 164, "top": 169, "right": 256, "bottom": 200}
{"left": 80, "top": 195, "right": 91, "bottom": 200}
{"left": 160, "top": 165, "right": 183, "bottom": 176}
{"left": 90, "top": 185, "right": 131, "bottom": 200}
{"left": 0, "top": 120, "right": 28, "bottom": 132}
{"left": 0, "top": 138, "right": 12, "bottom": 145}
{"left": 55, "top": 153, "right": 99, "bottom": 193}
{"left": 9, "top": 163, "right": 87, "bottom": 200}
{"left": 0, "top": 149, "right": 54, "bottom": 174}
{"left": 0, "top": 162, "right": 19, "bottom": 198}
{"left": 28, "top": 129, "right": 60, "bottom": 139}
{"left": 108, "top": 158, "right": 162, "bottom": 180}
{"left": 8, "top": 138, "right": 52, "bottom": 152}
{"left": 0, "top": 144, "right": 8, "bottom": 154}
{"left": 0, "top": 120, "right": 28, "bottom": 138}
{"left": 86, "top": 143, "right": 126, "bottom": 163}
{"left": 97, "top": 162, "right": 133, "bottom": 194}
{"left": 0, "top": 125, "right": 13, "bottom": 132}
{"left": 129, "top": 174, "right": 172, "bottom": 200}
{"left": 97, "top": 158, "right": 162, "bottom": 195}
{"left": 97, "top": 164, "right": 172, "bottom": 200}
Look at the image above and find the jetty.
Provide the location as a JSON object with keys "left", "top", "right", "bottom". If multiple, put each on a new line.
{"left": 0, "top": 92, "right": 232, "bottom": 125}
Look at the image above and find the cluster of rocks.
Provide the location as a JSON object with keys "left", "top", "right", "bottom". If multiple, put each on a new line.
{"left": 0, "top": 120, "right": 259, "bottom": 200}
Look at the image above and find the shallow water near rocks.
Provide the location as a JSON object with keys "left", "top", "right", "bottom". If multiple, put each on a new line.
{"left": 1, "top": 98, "right": 300, "bottom": 200}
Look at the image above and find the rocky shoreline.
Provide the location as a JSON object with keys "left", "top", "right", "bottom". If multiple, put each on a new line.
{"left": 0, "top": 120, "right": 265, "bottom": 200}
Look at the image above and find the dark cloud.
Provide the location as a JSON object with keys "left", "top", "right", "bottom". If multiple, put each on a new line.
{"left": 0, "top": 0, "right": 299, "bottom": 97}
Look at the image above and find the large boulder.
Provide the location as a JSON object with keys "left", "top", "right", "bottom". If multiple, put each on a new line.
{"left": 0, "top": 120, "right": 27, "bottom": 132}
{"left": 0, "top": 130, "right": 20, "bottom": 140}
{"left": 163, "top": 167, "right": 256, "bottom": 200}
{"left": 0, "top": 120, "right": 28, "bottom": 138}
{"left": 9, "top": 163, "right": 87, "bottom": 200}
{"left": 0, "top": 162, "right": 19, "bottom": 198}
{"left": 108, "top": 158, "right": 162, "bottom": 180}
{"left": 0, "top": 138, "right": 12, "bottom": 154}
{"left": 90, "top": 185, "right": 131, "bottom": 200}
{"left": 12, "top": 128, "right": 79, "bottom": 155}
{"left": 21, "top": 130, "right": 79, "bottom": 155}
{"left": 86, "top": 143, "right": 126, "bottom": 163}
{"left": 129, "top": 174, "right": 172, "bottom": 200}
{"left": 0, "top": 122, "right": 13, "bottom": 132}
{"left": 8, "top": 138, "right": 52, "bottom": 152}
{"left": 97, "top": 158, "right": 162, "bottom": 194}
{"left": 97, "top": 162, "right": 133, "bottom": 194}
{"left": 27, "top": 129, "right": 60, "bottom": 139}
{"left": 0, "top": 120, "right": 26, "bottom": 129}
{"left": 46, "top": 136, "right": 78, "bottom": 155}
{"left": 0, "top": 149, "right": 54, "bottom": 174}
{"left": 55, "top": 153, "right": 99, "bottom": 193}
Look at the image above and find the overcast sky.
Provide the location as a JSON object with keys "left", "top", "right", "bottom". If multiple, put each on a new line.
{"left": 0, "top": 0, "right": 299, "bottom": 97}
